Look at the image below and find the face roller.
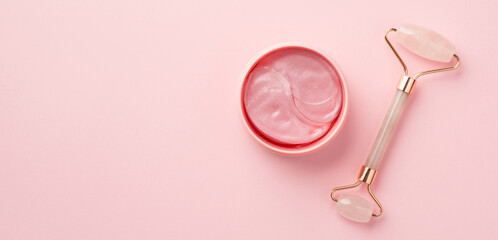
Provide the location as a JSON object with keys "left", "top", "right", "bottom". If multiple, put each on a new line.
{"left": 330, "top": 24, "right": 461, "bottom": 222}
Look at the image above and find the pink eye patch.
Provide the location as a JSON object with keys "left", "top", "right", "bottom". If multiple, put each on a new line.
{"left": 243, "top": 48, "right": 343, "bottom": 145}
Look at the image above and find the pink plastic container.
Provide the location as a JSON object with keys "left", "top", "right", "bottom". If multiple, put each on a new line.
{"left": 239, "top": 43, "right": 349, "bottom": 155}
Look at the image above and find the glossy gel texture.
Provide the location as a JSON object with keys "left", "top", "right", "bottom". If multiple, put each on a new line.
{"left": 244, "top": 48, "right": 342, "bottom": 145}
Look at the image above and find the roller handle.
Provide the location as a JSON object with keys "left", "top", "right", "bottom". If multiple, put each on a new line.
{"left": 364, "top": 90, "right": 409, "bottom": 170}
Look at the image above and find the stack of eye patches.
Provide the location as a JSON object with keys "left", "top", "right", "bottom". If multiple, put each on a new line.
{"left": 243, "top": 48, "right": 343, "bottom": 146}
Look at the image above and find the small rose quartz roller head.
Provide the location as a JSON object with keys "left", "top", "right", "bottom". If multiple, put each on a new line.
{"left": 330, "top": 24, "right": 461, "bottom": 223}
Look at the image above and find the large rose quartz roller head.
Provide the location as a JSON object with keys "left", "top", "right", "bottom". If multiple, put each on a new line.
{"left": 330, "top": 24, "right": 461, "bottom": 222}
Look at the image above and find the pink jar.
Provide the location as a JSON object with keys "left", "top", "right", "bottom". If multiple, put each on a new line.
{"left": 239, "top": 43, "right": 349, "bottom": 155}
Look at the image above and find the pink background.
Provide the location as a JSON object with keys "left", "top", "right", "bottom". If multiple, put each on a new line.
{"left": 0, "top": 0, "right": 497, "bottom": 239}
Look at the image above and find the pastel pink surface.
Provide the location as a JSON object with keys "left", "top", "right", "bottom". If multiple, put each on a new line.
{"left": 243, "top": 47, "right": 342, "bottom": 146}
{"left": 0, "top": 1, "right": 497, "bottom": 240}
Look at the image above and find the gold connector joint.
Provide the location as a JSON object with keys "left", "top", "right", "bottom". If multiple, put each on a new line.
{"left": 397, "top": 75, "right": 416, "bottom": 94}
{"left": 357, "top": 165, "right": 377, "bottom": 184}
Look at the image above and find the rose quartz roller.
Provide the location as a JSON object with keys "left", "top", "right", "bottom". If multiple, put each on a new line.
{"left": 330, "top": 24, "right": 461, "bottom": 223}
